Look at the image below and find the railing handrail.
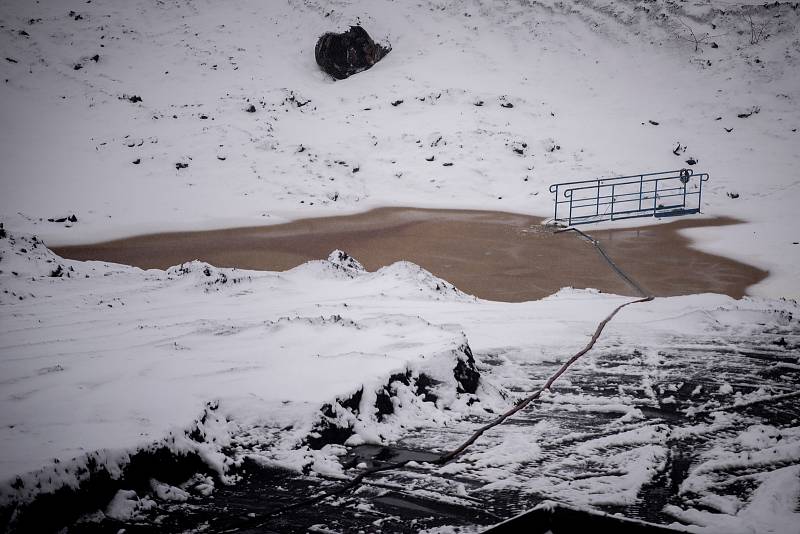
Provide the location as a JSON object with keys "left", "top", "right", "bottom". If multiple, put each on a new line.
{"left": 560, "top": 173, "right": 708, "bottom": 199}
{"left": 548, "top": 169, "right": 690, "bottom": 194}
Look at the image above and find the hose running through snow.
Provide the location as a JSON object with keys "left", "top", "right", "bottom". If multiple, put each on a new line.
{"left": 237, "top": 228, "right": 655, "bottom": 531}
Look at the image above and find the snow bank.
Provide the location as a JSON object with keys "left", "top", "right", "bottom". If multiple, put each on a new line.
{"left": 0, "top": 231, "right": 486, "bottom": 508}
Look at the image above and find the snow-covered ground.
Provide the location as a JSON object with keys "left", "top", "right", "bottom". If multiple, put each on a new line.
{"left": 1, "top": 231, "right": 798, "bottom": 531}
{"left": 1, "top": 0, "right": 799, "bottom": 295}
{"left": 1, "top": 0, "right": 800, "bottom": 531}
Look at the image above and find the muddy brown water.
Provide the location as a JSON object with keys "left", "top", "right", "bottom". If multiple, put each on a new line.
{"left": 54, "top": 208, "right": 766, "bottom": 302}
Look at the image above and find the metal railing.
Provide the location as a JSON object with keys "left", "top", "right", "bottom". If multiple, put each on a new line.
{"left": 549, "top": 169, "right": 709, "bottom": 226}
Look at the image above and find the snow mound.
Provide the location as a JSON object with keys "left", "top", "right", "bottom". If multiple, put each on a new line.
{"left": 0, "top": 231, "right": 79, "bottom": 282}
{"left": 327, "top": 249, "right": 365, "bottom": 273}
{"left": 369, "top": 261, "right": 473, "bottom": 302}
{"left": 165, "top": 260, "right": 253, "bottom": 290}
{"left": 0, "top": 236, "right": 492, "bottom": 517}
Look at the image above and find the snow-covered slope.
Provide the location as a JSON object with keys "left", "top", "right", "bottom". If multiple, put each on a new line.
{"left": 1, "top": 0, "right": 799, "bottom": 295}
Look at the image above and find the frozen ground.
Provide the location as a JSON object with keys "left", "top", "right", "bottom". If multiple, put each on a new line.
{"left": 1, "top": 0, "right": 800, "bottom": 532}
{"left": 0, "top": 0, "right": 799, "bottom": 295}
{"left": 1, "top": 231, "right": 798, "bottom": 532}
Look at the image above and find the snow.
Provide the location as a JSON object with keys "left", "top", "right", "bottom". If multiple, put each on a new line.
{"left": 0, "top": 234, "right": 488, "bottom": 501}
{"left": 1, "top": 0, "right": 799, "bottom": 531}
{"left": 104, "top": 489, "right": 156, "bottom": 522}
{"left": 1, "top": 230, "right": 799, "bottom": 528}
{"left": 666, "top": 465, "right": 800, "bottom": 533}
{"left": 1, "top": 0, "right": 799, "bottom": 295}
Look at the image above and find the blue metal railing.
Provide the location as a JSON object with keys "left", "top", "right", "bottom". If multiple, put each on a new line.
{"left": 549, "top": 169, "right": 709, "bottom": 226}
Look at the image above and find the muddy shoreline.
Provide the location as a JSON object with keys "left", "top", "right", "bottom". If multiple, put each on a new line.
{"left": 54, "top": 208, "right": 767, "bottom": 301}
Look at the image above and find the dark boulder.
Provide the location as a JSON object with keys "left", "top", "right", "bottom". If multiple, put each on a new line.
{"left": 315, "top": 25, "right": 390, "bottom": 80}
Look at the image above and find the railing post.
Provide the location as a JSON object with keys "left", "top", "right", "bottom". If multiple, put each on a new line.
{"left": 638, "top": 175, "right": 643, "bottom": 211}
{"left": 698, "top": 175, "right": 704, "bottom": 212}
{"left": 596, "top": 181, "right": 600, "bottom": 216}
{"left": 568, "top": 194, "right": 573, "bottom": 226}
{"left": 553, "top": 185, "right": 559, "bottom": 221}
{"left": 683, "top": 180, "right": 687, "bottom": 209}
{"left": 653, "top": 179, "right": 659, "bottom": 215}
{"left": 610, "top": 184, "right": 615, "bottom": 220}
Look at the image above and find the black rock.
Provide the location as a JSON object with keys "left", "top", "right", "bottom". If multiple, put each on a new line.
{"left": 245, "top": 104, "right": 256, "bottom": 113}
{"left": 685, "top": 157, "right": 697, "bottom": 165}
{"left": 391, "top": 99, "right": 403, "bottom": 106}
{"left": 48, "top": 214, "right": 78, "bottom": 223}
{"left": 500, "top": 102, "right": 514, "bottom": 108}
{"left": 315, "top": 25, "right": 390, "bottom": 80}
{"left": 727, "top": 192, "right": 739, "bottom": 199}
{"left": 737, "top": 106, "right": 760, "bottom": 119}
{"left": 175, "top": 162, "right": 189, "bottom": 170}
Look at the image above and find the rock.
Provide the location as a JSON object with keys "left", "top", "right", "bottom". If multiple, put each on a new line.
{"left": 315, "top": 25, "right": 390, "bottom": 80}
{"left": 685, "top": 157, "right": 697, "bottom": 165}
{"left": 245, "top": 104, "right": 256, "bottom": 113}
{"left": 727, "top": 192, "right": 739, "bottom": 199}
{"left": 737, "top": 106, "right": 760, "bottom": 119}
{"left": 48, "top": 214, "right": 78, "bottom": 223}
